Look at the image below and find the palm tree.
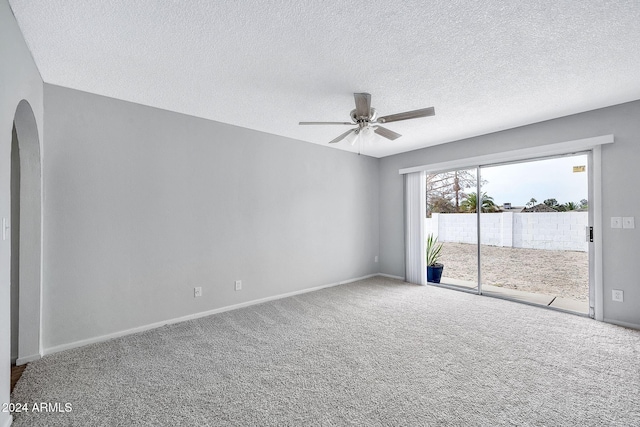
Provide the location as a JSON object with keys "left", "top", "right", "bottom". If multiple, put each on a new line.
{"left": 580, "top": 199, "right": 588, "bottom": 209}
{"left": 563, "top": 201, "right": 578, "bottom": 211}
{"left": 461, "top": 192, "right": 497, "bottom": 213}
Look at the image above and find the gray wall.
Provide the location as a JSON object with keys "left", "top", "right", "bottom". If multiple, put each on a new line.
{"left": 0, "top": 0, "right": 43, "bottom": 422}
{"left": 380, "top": 100, "right": 640, "bottom": 327}
{"left": 42, "top": 84, "right": 380, "bottom": 350}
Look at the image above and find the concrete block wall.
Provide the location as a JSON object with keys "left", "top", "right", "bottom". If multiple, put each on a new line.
{"left": 513, "top": 212, "right": 588, "bottom": 251}
{"left": 426, "top": 212, "right": 588, "bottom": 252}
{"left": 433, "top": 213, "right": 478, "bottom": 244}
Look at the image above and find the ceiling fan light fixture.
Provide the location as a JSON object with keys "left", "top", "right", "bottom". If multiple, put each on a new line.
{"left": 361, "top": 126, "right": 374, "bottom": 138}
{"left": 345, "top": 129, "right": 360, "bottom": 146}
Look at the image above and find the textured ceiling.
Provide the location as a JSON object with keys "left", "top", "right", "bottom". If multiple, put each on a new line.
{"left": 8, "top": 0, "right": 640, "bottom": 158}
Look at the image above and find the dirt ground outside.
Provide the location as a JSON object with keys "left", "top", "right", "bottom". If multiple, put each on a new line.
{"left": 439, "top": 242, "right": 589, "bottom": 301}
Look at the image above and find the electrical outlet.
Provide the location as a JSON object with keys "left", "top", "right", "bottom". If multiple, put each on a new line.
{"left": 612, "top": 289, "right": 624, "bottom": 302}
{"left": 374, "top": 256, "right": 379, "bottom": 263}
{"left": 194, "top": 287, "right": 202, "bottom": 297}
{"left": 623, "top": 217, "right": 635, "bottom": 229}
{"left": 235, "top": 280, "right": 242, "bottom": 291}
{"left": 611, "top": 217, "right": 622, "bottom": 229}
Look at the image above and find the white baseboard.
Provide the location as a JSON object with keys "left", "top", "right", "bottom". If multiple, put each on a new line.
{"left": 603, "top": 318, "right": 640, "bottom": 331}
{"left": 1, "top": 413, "right": 13, "bottom": 427}
{"left": 44, "top": 273, "right": 380, "bottom": 357}
{"left": 338, "top": 273, "right": 378, "bottom": 285}
{"left": 378, "top": 273, "right": 405, "bottom": 281}
{"left": 16, "top": 353, "right": 41, "bottom": 365}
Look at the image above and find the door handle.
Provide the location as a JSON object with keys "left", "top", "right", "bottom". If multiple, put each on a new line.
{"left": 586, "top": 226, "right": 593, "bottom": 243}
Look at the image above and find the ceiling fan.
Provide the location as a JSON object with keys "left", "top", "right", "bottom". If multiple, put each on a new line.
{"left": 299, "top": 93, "right": 435, "bottom": 144}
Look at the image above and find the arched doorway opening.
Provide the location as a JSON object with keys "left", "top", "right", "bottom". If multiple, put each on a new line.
{"left": 10, "top": 99, "right": 42, "bottom": 365}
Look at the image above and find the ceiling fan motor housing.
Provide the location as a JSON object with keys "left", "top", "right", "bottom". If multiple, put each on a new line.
{"left": 350, "top": 108, "right": 377, "bottom": 127}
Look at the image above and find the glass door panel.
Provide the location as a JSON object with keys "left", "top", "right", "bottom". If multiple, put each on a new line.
{"left": 479, "top": 154, "right": 590, "bottom": 314}
{"left": 426, "top": 168, "right": 479, "bottom": 292}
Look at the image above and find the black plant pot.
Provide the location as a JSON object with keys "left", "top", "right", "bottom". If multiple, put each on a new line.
{"left": 427, "top": 264, "right": 444, "bottom": 283}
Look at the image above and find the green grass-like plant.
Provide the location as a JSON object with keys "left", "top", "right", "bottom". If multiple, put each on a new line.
{"left": 426, "top": 234, "right": 443, "bottom": 267}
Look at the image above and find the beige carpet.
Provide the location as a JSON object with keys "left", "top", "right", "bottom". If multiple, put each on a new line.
{"left": 10, "top": 276, "right": 640, "bottom": 426}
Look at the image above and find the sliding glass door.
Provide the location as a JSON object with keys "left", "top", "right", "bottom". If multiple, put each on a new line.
{"left": 425, "top": 153, "right": 592, "bottom": 314}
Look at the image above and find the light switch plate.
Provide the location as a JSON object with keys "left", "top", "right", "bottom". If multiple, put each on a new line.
{"left": 611, "top": 217, "right": 622, "bottom": 229}
{"left": 623, "top": 217, "right": 635, "bottom": 229}
{"left": 235, "top": 280, "right": 242, "bottom": 291}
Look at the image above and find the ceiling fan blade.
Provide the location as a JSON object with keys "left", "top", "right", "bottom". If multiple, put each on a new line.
{"left": 328, "top": 128, "right": 356, "bottom": 144}
{"left": 354, "top": 93, "right": 371, "bottom": 118}
{"left": 299, "top": 121, "right": 354, "bottom": 125}
{"left": 377, "top": 107, "right": 435, "bottom": 124}
{"left": 374, "top": 125, "right": 402, "bottom": 141}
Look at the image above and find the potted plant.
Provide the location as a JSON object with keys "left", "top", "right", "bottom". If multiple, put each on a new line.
{"left": 426, "top": 233, "right": 444, "bottom": 283}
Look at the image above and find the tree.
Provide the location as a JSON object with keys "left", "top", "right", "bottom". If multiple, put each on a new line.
{"left": 461, "top": 192, "right": 498, "bottom": 213}
{"left": 427, "top": 196, "right": 456, "bottom": 217}
{"left": 580, "top": 199, "right": 588, "bottom": 209}
{"left": 543, "top": 198, "right": 559, "bottom": 208}
{"left": 526, "top": 198, "right": 537, "bottom": 208}
{"left": 563, "top": 201, "right": 578, "bottom": 211}
{"left": 426, "top": 170, "right": 485, "bottom": 216}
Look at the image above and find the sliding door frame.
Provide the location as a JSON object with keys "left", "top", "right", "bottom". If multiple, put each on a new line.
{"left": 476, "top": 166, "right": 482, "bottom": 295}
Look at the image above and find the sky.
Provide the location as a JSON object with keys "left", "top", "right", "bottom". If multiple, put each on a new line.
{"left": 462, "top": 154, "right": 589, "bottom": 207}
